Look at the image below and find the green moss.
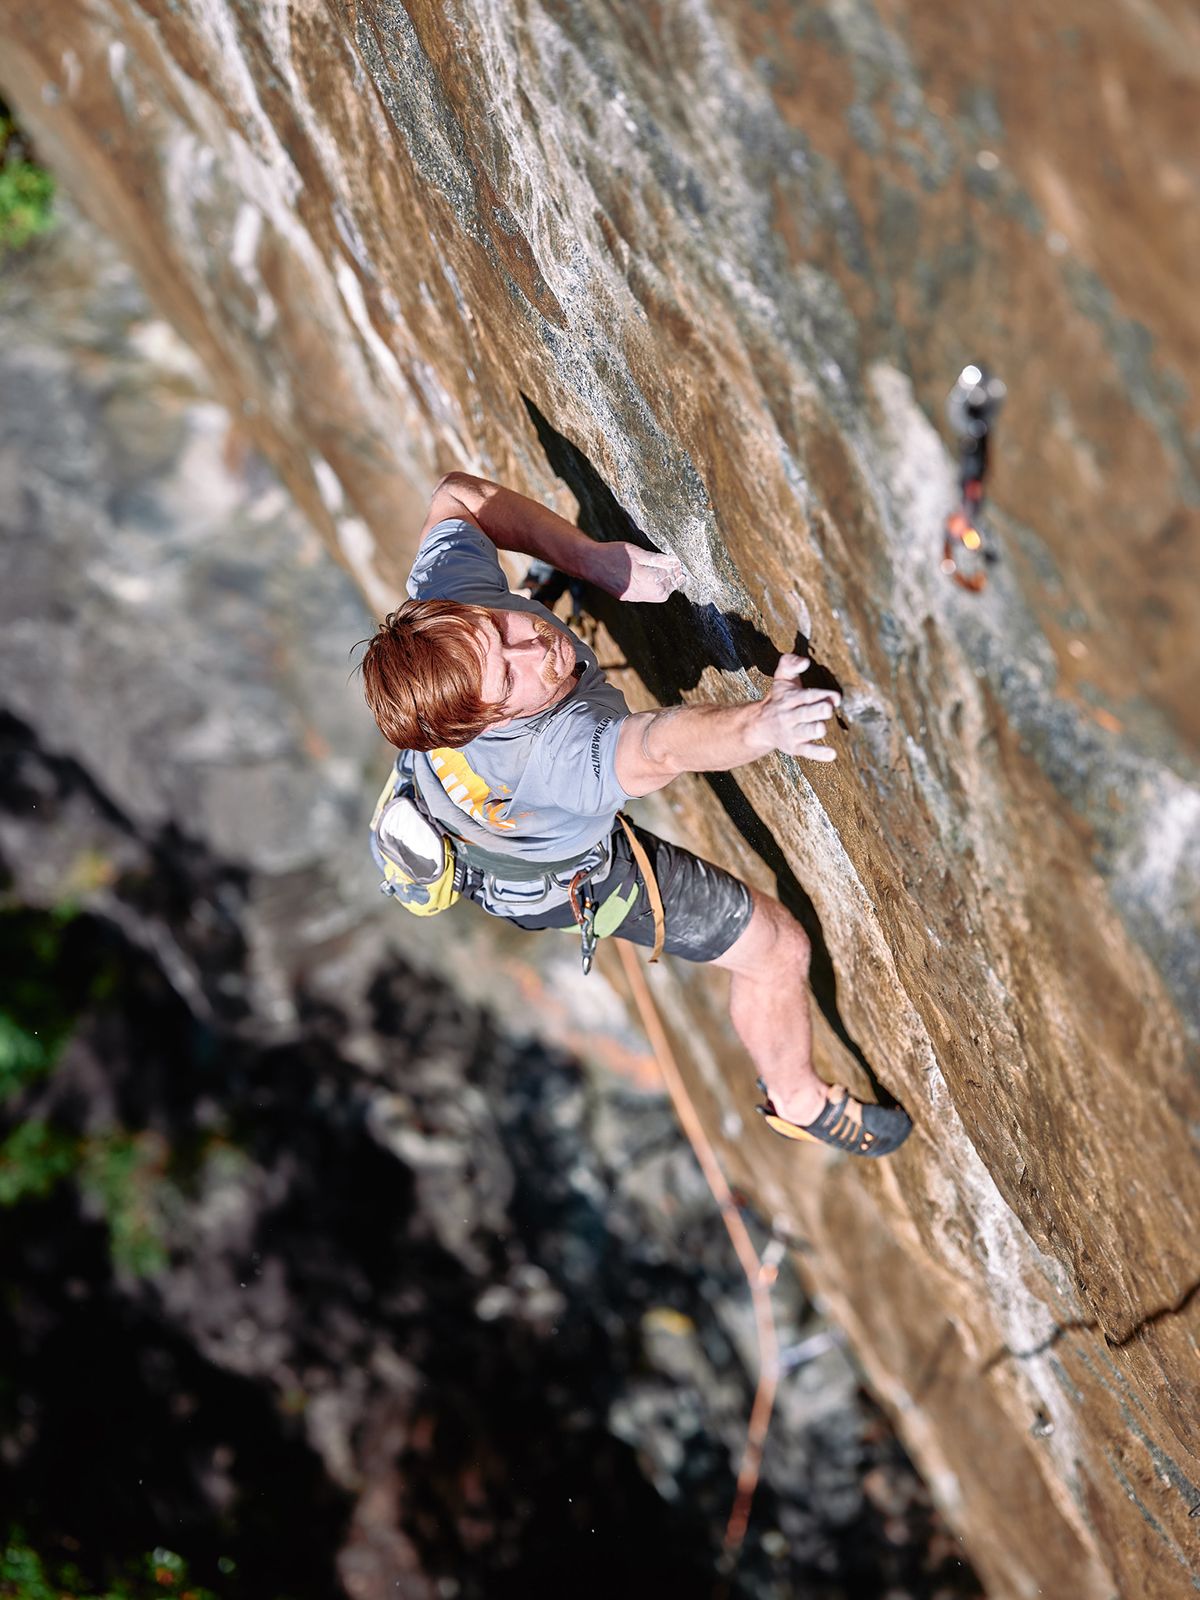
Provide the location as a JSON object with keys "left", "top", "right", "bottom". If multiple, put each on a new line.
{"left": 0, "top": 902, "right": 172, "bottom": 1274}
{"left": 0, "top": 1015, "right": 59, "bottom": 1101}
{"left": 1, "top": 1529, "right": 220, "bottom": 1599}
{"left": 0, "top": 1120, "right": 78, "bottom": 1206}
{"left": 0, "top": 1532, "right": 55, "bottom": 1600}
{"left": 80, "top": 1134, "right": 171, "bottom": 1277}
{"left": 0, "top": 160, "right": 55, "bottom": 252}
{"left": 0, "top": 110, "right": 55, "bottom": 254}
{"left": 0, "top": 905, "right": 118, "bottom": 1100}
{"left": 0, "top": 1121, "right": 171, "bottom": 1278}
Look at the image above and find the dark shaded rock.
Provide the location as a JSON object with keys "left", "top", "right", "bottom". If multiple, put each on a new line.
{"left": 0, "top": 721, "right": 974, "bottom": 1600}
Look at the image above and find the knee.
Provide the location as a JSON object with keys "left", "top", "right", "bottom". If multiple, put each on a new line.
{"left": 777, "top": 907, "right": 811, "bottom": 976}
{"left": 716, "top": 890, "right": 811, "bottom": 978}
{"left": 754, "top": 896, "right": 811, "bottom": 973}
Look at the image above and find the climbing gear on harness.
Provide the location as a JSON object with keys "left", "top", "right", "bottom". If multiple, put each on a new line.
{"left": 450, "top": 832, "right": 606, "bottom": 883}
{"left": 453, "top": 829, "right": 615, "bottom": 930}
{"left": 755, "top": 1078, "right": 912, "bottom": 1158}
{"left": 942, "top": 363, "right": 1006, "bottom": 593}
{"left": 569, "top": 871, "right": 599, "bottom": 974}
{"left": 368, "top": 767, "right": 462, "bottom": 916}
{"left": 566, "top": 813, "right": 666, "bottom": 974}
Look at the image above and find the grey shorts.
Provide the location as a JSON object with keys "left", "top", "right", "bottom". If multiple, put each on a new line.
{"left": 463, "top": 817, "right": 754, "bottom": 964}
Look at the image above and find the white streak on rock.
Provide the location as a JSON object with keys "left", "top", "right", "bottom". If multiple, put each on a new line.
{"left": 336, "top": 517, "right": 395, "bottom": 620}
{"left": 230, "top": 203, "right": 277, "bottom": 335}
{"left": 61, "top": 49, "right": 82, "bottom": 98}
{"left": 230, "top": 202, "right": 262, "bottom": 275}
{"left": 311, "top": 456, "right": 344, "bottom": 515}
{"left": 335, "top": 258, "right": 407, "bottom": 398}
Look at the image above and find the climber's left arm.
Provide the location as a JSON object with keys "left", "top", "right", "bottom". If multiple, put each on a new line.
{"left": 419, "top": 472, "right": 685, "bottom": 603}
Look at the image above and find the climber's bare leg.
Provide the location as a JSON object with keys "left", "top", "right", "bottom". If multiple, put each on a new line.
{"left": 711, "top": 888, "right": 845, "bottom": 1129}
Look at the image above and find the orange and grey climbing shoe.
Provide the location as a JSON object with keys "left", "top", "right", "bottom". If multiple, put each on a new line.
{"left": 755, "top": 1079, "right": 912, "bottom": 1158}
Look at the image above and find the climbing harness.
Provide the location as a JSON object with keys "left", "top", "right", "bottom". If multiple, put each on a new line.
{"left": 374, "top": 758, "right": 666, "bottom": 972}
{"left": 370, "top": 761, "right": 609, "bottom": 920}
{"left": 569, "top": 870, "right": 599, "bottom": 973}
{"left": 567, "top": 813, "right": 665, "bottom": 974}
{"left": 942, "top": 363, "right": 1006, "bottom": 592}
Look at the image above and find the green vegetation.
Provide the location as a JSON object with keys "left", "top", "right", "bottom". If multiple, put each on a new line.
{"left": 0, "top": 1012, "right": 61, "bottom": 1101}
{"left": 0, "top": 913, "right": 73, "bottom": 1100}
{"left": 0, "top": 904, "right": 114, "bottom": 1101}
{"left": 0, "top": 107, "right": 55, "bottom": 254}
{"left": 0, "top": 1121, "right": 171, "bottom": 1276}
{"left": 0, "top": 1120, "right": 76, "bottom": 1206}
{"left": 0, "top": 1529, "right": 220, "bottom": 1599}
{"left": 0, "top": 906, "right": 168, "bottom": 1274}
{"left": 80, "top": 1132, "right": 171, "bottom": 1276}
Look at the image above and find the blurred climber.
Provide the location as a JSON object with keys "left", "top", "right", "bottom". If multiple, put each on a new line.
{"left": 359, "top": 473, "right": 911, "bottom": 1158}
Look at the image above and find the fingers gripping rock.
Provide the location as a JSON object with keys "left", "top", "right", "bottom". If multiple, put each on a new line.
{"left": 764, "top": 655, "right": 842, "bottom": 761}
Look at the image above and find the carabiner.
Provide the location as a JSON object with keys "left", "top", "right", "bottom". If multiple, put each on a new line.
{"left": 569, "top": 867, "right": 600, "bottom": 976}
{"left": 579, "top": 894, "right": 599, "bottom": 976}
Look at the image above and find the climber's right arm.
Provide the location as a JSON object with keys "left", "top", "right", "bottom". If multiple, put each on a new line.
{"left": 418, "top": 472, "right": 683, "bottom": 602}
{"left": 614, "top": 654, "right": 840, "bottom": 798}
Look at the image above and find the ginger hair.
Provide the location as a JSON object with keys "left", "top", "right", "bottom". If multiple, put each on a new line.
{"left": 359, "top": 598, "right": 499, "bottom": 751}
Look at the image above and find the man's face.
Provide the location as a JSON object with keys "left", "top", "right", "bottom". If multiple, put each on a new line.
{"left": 475, "top": 609, "right": 578, "bottom": 724}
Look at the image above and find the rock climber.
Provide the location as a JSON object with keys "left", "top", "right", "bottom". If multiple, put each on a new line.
{"left": 359, "top": 472, "right": 911, "bottom": 1158}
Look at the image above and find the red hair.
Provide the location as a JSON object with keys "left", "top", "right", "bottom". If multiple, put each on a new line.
{"left": 359, "top": 599, "right": 500, "bottom": 751}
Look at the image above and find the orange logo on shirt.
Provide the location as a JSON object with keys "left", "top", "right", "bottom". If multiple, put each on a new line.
{"left": 428, "top": 748, "right": 517, "bottom": 831}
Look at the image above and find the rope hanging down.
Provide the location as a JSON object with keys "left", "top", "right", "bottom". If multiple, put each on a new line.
{"left": 614, "top": 940, "right": 781, "bottom": 1583}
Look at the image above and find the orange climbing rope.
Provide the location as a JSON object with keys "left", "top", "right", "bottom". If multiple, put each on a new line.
{"left": 613, "top": 939, "right": 780, "bottom": 1570}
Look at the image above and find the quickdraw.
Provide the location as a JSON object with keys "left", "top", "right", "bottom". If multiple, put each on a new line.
{"left": 942, "top": 363, "right": 1006, "bottom": 593}
{"left": 567, "top": 816, "right": 665, "bottom": 976}
{"left": 568, "top": 871, "right": 599, "bottom": 974}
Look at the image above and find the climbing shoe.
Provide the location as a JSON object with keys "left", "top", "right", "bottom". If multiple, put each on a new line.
{"left": 755, "top": 1079, "right": 912, "bottom": 1158}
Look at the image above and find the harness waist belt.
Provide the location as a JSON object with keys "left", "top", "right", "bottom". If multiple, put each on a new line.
{"left": 449, "top": 833, "right": 604, "bottom": 882}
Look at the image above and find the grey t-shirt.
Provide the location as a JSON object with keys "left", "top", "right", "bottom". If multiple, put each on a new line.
{"left": 401, "top": 518, "right": 633, "bottom": 864}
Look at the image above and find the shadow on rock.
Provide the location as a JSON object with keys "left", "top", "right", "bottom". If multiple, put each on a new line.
{"left": 523, "top": 403, "right": 884, "bottom": 1098}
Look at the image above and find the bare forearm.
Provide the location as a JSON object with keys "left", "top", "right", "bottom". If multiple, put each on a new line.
{"left": 426, "top": 471, "right": 685, "bottom": 603}
{"left": 441, "top": 472, "right": 610, "bottom": 586}
{"left": 615, "top": 655, "right": 841, "bottom": 797}
{"left": 616, "top": 703, "right": 769, "bottom": 796}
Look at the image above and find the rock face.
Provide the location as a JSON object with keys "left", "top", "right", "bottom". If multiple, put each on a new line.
{"left": 2, "top": 5, "right": 1198, "bottom": 1596}
{"left": 0, "top": 210, "right": 980, "bottom": 1600}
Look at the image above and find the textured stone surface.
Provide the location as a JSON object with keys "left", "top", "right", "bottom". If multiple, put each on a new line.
{"left": 0, "top": 207, "right": 981, "bottom": 1600}
{"left": 3, "top": 4, "right": 1198, "bottom": 1595}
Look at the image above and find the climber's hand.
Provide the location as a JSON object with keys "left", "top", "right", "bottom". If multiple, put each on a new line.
{"left": 755, "top": 654, "right": 840, "bottom": 762}
{"left": 599, "top": 542, "right": 687, "bottom": 604}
